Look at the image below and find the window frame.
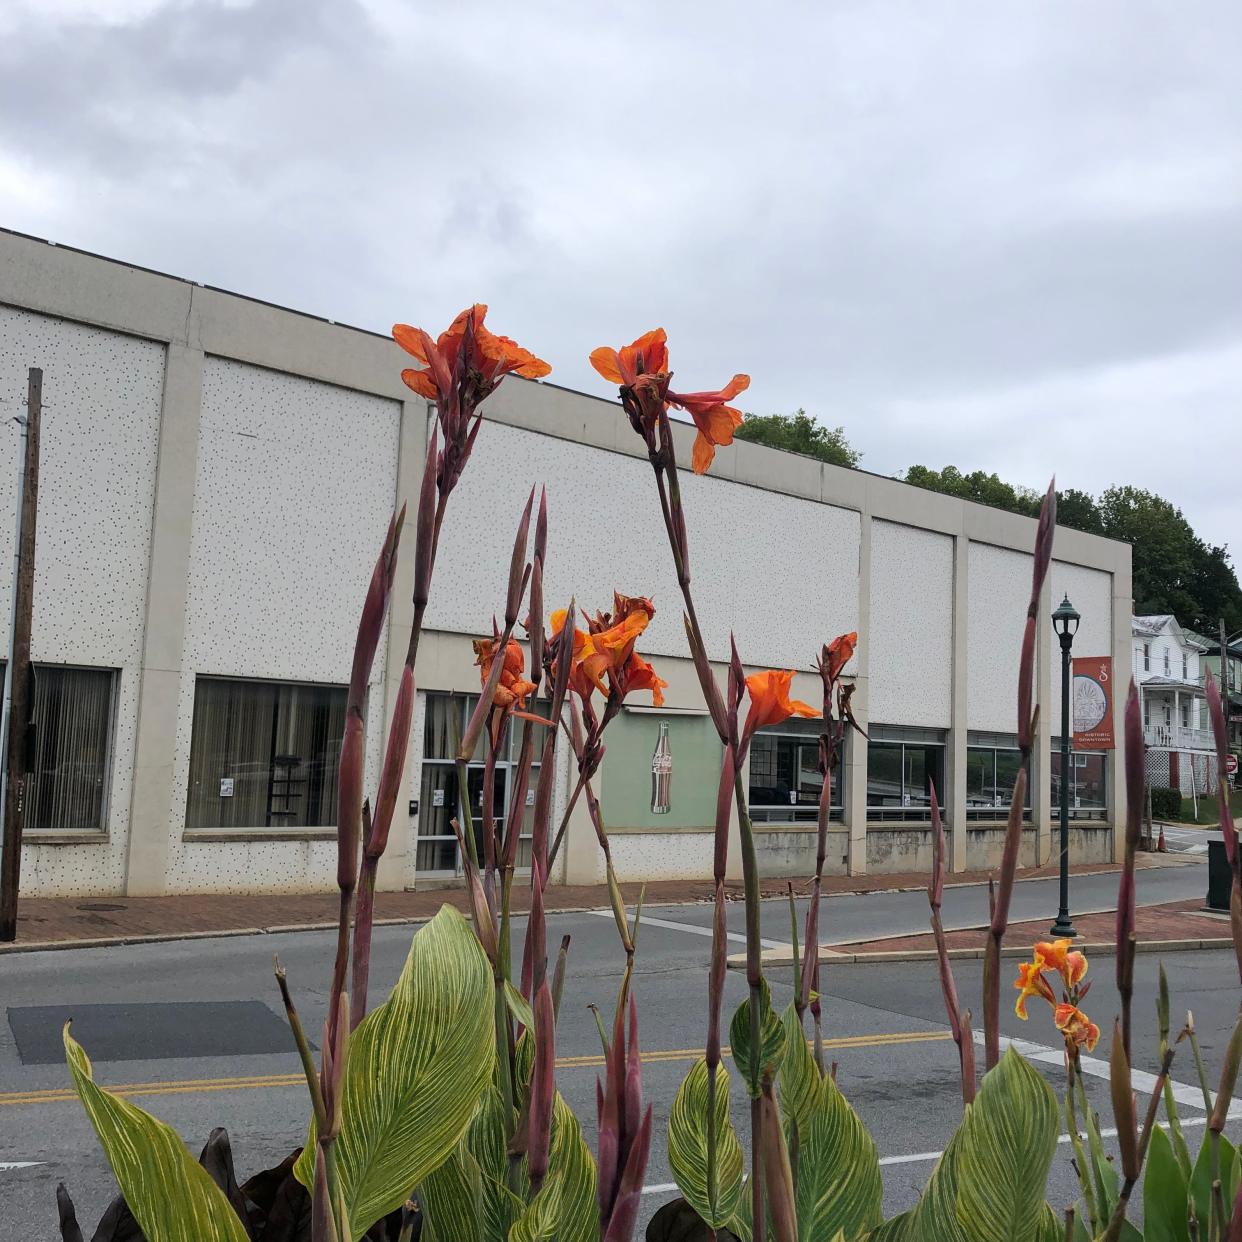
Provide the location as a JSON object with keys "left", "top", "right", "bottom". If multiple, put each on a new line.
{"left": 866, "top": 728, "right": 947, "bottom": 823}
{"left": 417, "top": 692, "right": 542, "bottom": 875}
{"left": 1049, "top": 743, "right": 1109, "bottom": 821}
{"left": 747, "top": 719, "right": 845, "bottom": 826}
{"left": 964, "top": 735, "right": 1033, "bottom": 821}
{"left": 11, "top": 662, "right": 119, "bottom": 836}
{"left": 1142, "top": 643, "right": 1150, "bottom": 672}
{"left": 183, "top": 673, "right": 348, "bottom": 833}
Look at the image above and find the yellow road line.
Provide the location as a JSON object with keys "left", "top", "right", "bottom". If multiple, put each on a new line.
{"left": 0, "top": 1030, "right": 950, "bottom": 1107}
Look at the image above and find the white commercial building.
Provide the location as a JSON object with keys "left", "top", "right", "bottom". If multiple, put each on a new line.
{"left": 0, "top": 229, "right": 1133, "bottom": 898}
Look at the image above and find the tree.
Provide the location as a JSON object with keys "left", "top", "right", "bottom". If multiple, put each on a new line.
{"left": 735, "top": 409, "right": 861, "bottom": 468}
{"left": 902, "top": 465, "right": 1041, "bottom": 516}
{"left": 1055, "top": 488, "right": 1104, "bottom": 535}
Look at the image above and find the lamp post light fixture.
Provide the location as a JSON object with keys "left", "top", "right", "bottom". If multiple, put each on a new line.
{"left": 1050, "top": 594, "right": 1081, "bottom": 938}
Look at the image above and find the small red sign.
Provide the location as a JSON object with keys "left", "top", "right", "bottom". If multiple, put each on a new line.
{"left": 1228, "top": 755, "right": 1239, "bottom": 777}
{"left": 1072, "top": 657, "right": 1114, "bottom": 751}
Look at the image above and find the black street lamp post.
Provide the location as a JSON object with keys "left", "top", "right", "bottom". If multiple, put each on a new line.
{"left": 1050, "top": 594, "right": 1080, "bottom": 938}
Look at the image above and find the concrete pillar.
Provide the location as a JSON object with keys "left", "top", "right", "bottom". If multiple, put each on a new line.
{"left": 845, "top": 506, "right": 872, "bottom": 875}
{"left": 1110, "top": 563, "right": 1133, "bottom": 862}
{"left": 375, "top": 397, "right": 428, "bottom": 892}
{"left": 947, "top": 532, "right": 969, "bottom": 871}
{"left": 1035, "top": 569, "right": 1054, "bottom": 864}
{"left": 562, "top": 760, "right": 603, "bottom": 886}
{"left": 122, "top": 343, "right": 204, "bottom": 895}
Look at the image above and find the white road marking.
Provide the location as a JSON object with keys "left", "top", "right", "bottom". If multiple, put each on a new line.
{"left": 587, "top": 909, "right": 788, "bottom": 951}
{"left": 638, "top": 1109, "right": 1241, "bottom": 1194}
{"left": 0, "top": 1162, "right": 44, "bottom": 1170}
{"left": 980, "top": 1031, "right": 1212, "bottom": 1112}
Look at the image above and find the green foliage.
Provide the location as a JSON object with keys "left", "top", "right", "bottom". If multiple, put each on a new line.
{"left": 1150, "top": 785, "right": 1182, "bottom": 820}
{"left": 294, "top": 905, "right": 495, "bottom": 1237}
{"left": 729, "top": 980, "right": 786, "bottom": 1099}
{"left": 734, "top": 409, "right": 861, "bottom": 468}
{"left": 901, "top": 470, "right": 1242, "bottom": 632}
{"left": 64, "top": 1024, "right": 251, "bottom": 1242}
{"left": 667, "top": 1059, "right": 745, "bottom": 1229}
{"left": 1143, "top": 1126, "right": 1191, "bottom": 1242}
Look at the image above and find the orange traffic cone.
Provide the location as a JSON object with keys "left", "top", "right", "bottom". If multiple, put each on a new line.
{"left": 1157, "top": 825, "right": 1167, "bottom": 853}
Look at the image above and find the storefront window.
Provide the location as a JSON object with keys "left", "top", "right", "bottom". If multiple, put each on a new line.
{"left": 1049, "top": 745, "right": 1107, "bottom": 820}
{"left": 867, "top": 727, "right": 946, "bottom": 821}
{"left": 966, "top": 733, "right": 1032, "bottom": 820}
{"left": 186, "top": 677, "right": 345, "bottom": 830}
{"left": 748, "top": 719, "right": 844, "bottom": 824}
{"left": 8, "top": 664, "right": 116, "bottom": 833}
{"left": 417, "top": 693, "right": 540, "bottom": 873}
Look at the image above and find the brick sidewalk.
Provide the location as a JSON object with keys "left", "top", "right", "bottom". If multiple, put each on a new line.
{"left": 1, "top": 856, "right": 1183, "bottom": 950}
{"left": 833, "top": 895, "right": 1224, "bottom": 955}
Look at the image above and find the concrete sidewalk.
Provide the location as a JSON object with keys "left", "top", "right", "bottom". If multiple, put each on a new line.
{"left": 0, "top": 857, "right": 1164, "bottom": 952}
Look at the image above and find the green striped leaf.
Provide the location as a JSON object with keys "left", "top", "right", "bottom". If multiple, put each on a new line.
{"left": 509, "top": 1175, "right": 563, "bottom": 1242}
{"left": 64, "top": 1024, "right": 250, "bottom": 1242}
{"left": 420, "top": 1143, "right": 484, "bottom": 1242}
{"left": 779, "top": 1004, "right": 820, "bottom": 1139}
{"left": 550, "top": 1093, "right": 599, "bottom": 1242}
{"left": 295, "top": 904, "right": 495, "bottom": 1237}
{"left": 794, "top": 1073, "right": 883, "bottom": 1241}
{"left": 865, "top": 1211, "right": 912, "bottom": 1241}
{"left": 951, "top": 1047, "right": 1058, "bottom": 1242}
{"left": 730, "top": 981, "right": 786, "bottom": 1099}
{"left": 667, "top": 1059, "right": 745, "bottom": 1229}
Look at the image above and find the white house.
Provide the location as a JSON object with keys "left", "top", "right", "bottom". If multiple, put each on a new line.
{"left": 1132, "top": 614, "right": 1217, "bottom": 794}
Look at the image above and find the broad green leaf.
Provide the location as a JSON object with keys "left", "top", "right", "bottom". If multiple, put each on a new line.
{"left": 509, "top": 1175, "right": 562, "bottom": 1242}
{"left": 779, "top": 1004, "right": 820, "bottom": 1140}
{"left": 906, "top": 1126, "right": 970, "bottom": 1242}
{"left": 668, "top": 1059, "right": 745, "bottom": 1229}
{"left": 549, "top": 1093, "right": 599, "bottom": 1242}
{"left": 864, "top": 1213, "right": 912, "bottom": 1242}
{"left": 420, "top": 1143, "right": 483, "bottom": 1242}
{"left": 1190, "top": 1131, "right": 1237, "bottom": 1232}
{"left": 467, "top": 1088, "right": 526, "bottom": 1240}
{"left": 730, "top": 981, "right": 786, "bottom": 1099}
{"left": 795, "top": 1073, "right": 883, "bottom": 1242}
{"left": 1034, "top": 1203, "right": 1061, "bottom": 1242}
{"left": 64, "top": 1025, "right": 250, "bottom": 1242}
{"left": 295, "top": 905, "right": 495, "bottom": 1238}
{"left": 505, "top": 981, "right": 534, "bottom": 1031}
{"left": 952, "top": 1048, "right": 1059, "bottom": 1242}
{"left": 1143, "top": 1125, "right": 1190, "bottom": 1242}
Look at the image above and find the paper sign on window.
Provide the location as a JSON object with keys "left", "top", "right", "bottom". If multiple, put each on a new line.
{"left": 219, "top": 778, "right": 234, "bottom": 798}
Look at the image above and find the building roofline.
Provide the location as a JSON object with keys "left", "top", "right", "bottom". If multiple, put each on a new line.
{"left": 0, "top": 225, "right": 1134, "bottom": 562}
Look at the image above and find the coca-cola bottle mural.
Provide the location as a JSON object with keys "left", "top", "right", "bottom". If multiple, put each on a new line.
{"left": 650, "top": 720, "right": 672, "bottom": 814}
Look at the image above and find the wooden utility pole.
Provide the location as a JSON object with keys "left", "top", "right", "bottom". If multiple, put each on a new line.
{"left": 0, "top": 368, "right": 42, "bottom": 941}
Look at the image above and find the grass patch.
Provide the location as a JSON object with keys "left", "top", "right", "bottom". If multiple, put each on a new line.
{"left": 1178, "top": 786, "right": 1242, "bottom": 826}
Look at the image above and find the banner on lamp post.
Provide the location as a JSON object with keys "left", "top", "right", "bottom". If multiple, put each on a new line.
{"left": 1072, "top": 656, "right": 1114, "bottom": 750}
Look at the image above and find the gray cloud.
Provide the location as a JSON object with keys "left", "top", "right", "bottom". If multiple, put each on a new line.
{"left": 0, "top": 0, "right": 1238, "bottom": 556}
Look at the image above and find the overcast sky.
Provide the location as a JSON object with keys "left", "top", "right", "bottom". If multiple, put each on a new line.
{"left": 1, "top": 0, "right": 1239, "bottom": 556}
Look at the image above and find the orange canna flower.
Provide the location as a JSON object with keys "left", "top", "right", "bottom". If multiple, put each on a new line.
{"left": 1034, "top": 938, "right": 1088, "bottom": 990}
{"left": 550, "top": 599, "right": 664, "bottom": 707}
{"left": 667, "top": 376, "right": 750, "bottom": 475}
{"left": 822, "top": 632, "right": 858, "bottom": 684}
{"left": 1054, "top": 1003, "right": 1101, "bottom": 1053}
{"left": 589, "top": 329, "right": 669, "bottom": 388}
{"left": 742, "top": 670, "right": 819, "bottom": 738}
{"left": 621, "top": 651, "right": 667, "bottom": 708}
{"left": 589, "top": 329, "right": 749, "bottom": 474}
{"left": 473, "top": 637, "right": 537, "bottom": 713}
{"left": 1013, "top": 957, "right": 1057, "bottom": 1019}
{"left": 394, "top": 304, "right": 550, "bottom": 407}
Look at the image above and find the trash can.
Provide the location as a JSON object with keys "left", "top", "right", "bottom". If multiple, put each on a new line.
{"left": 1208, "top": 838, "right": 1232, "bottom": 911}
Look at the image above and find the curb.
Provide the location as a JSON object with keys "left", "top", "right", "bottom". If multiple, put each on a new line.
{"left": 729, "top": 936, "right": 1235, "bottom": 968}
{"left": 0, "top": 857, "right": 1195, "bottom": 955}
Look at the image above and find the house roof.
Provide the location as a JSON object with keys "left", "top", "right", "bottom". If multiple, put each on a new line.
{"left": 1132, "top": 614, "right": 1207, "bottom": 650}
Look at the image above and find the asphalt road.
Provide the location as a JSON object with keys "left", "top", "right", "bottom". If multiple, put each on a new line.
{"left": 1, "top": 858, "right": 1234, "bottom": 1238}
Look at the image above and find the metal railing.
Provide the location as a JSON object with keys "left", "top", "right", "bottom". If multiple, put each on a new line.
{"left": 1143, "top": 723, "right": 1215, "bottom": 750}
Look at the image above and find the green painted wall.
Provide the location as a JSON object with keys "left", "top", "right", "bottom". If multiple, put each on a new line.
{"left": 599, "top": 712, "right": 722, "bottom": 830}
